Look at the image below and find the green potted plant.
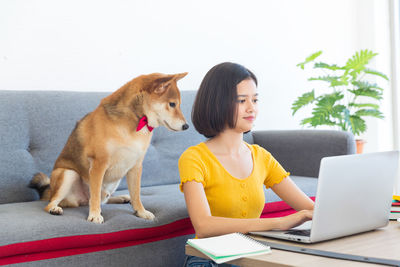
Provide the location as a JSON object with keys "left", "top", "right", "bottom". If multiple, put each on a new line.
{"left": 292, "top": 49, "right": 388, "bottom": 153}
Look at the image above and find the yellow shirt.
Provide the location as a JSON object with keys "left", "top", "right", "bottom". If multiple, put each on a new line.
{"left": 179, "top": 142, "right": 290, "bottom": 219}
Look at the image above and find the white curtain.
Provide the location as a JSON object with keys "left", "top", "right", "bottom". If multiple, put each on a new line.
{"left": 389, "top": 0, "right": 400, "bottom": 194}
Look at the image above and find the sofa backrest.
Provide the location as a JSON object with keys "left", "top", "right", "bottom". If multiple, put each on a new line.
{"left": 0, "top": 90, "right": 253, "bottom": 204}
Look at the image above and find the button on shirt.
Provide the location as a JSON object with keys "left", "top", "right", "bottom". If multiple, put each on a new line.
{"left": 179, "top": 142, "right": 290, "bottom": 219}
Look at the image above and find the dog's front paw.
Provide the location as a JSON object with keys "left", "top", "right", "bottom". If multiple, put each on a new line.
{"left": 137, "top": 209, "right": 155, "bottom": 220}
{"left": 87, "top": 213, "right": 104, "bottom": 224}
{"left": 48, "top": 206, "right": 63, "bottom": 215}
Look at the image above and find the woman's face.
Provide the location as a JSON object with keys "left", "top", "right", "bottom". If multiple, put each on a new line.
{"left": 234, "top": 78, "right": 258, "bottom": 133}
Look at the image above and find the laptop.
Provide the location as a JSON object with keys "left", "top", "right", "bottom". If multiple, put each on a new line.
{"left": 250, "top": 151, "right": 399, "bottom": 243}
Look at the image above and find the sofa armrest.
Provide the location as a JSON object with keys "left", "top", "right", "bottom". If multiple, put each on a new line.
{"left": 252, "top": 130, "right": 356, "bottom": 178}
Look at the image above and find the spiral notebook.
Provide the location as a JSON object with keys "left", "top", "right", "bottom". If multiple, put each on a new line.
{"left": 187, "top": 233, "right": 271, "bottom": 264}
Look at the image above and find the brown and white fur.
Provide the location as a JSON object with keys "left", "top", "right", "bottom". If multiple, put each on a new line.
{"left": 29, "top": 72, "right": 188, "bottom": 224}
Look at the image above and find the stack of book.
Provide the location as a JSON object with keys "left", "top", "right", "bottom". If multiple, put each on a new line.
{"left": 390, "top": 195, "right": 400, "bottom": 221}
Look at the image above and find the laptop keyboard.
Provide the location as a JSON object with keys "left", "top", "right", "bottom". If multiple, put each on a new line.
{"left": 285, "top": 229, "right": 311, "bottom": 236}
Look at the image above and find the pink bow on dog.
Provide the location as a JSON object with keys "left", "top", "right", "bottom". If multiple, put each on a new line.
{"left": 136, "top": 116, "right": 154, "bottom": 132}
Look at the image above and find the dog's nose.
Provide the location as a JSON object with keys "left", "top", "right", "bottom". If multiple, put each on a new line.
{"left": 182, "top": 124, "right": 189, "bottom": 131}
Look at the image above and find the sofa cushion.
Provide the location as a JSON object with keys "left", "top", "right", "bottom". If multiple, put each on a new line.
{"left": 0, "top": 177, "right": 316, "bottom": 264}
{"left": 0, "top": 193, "right": 314, "bottom": 265}
{"left": 0, "top": 184, "right": 188, "bottom": 246}
{"left": 0, "top": 183, "right": 190, "bottom": 264}
{"left": 0, "top": 150, "right": 37, "bottom": 204}
{"left": 17, "top": 235, "right": 194, "bottom": 267}
{"left": 1, "top": 217, "right": 194, "bottom": 265}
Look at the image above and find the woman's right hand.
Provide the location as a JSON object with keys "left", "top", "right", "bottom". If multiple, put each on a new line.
{"left": 276, "top": 210, "right": 313, "bottom": 230}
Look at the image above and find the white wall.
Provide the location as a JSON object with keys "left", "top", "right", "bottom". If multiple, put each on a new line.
{"left": 0, "top": 0, "right": 394, "bottom": 152}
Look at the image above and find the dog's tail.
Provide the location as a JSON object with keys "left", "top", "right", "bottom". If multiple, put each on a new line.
{"left": 29, "top": 172, "right": 51, "bottom": 201}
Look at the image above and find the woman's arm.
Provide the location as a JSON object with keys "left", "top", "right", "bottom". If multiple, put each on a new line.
{"left": 271, "top": 177, "right": 315, "bottom": 211}
{"left": 183, "top": 181, "right": 313, "bottom": 238}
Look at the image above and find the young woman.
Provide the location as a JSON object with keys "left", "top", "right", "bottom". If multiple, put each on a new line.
{"left": 179, "top": 62, "right": 314, "bottom": 266}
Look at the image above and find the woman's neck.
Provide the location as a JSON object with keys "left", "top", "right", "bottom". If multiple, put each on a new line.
{"left": 206, "top": 130, "right": 245, "bottom": 155}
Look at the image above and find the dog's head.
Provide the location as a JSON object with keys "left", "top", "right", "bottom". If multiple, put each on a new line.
{"left": 140, "top": 72, "right": 189, "bottom": 131}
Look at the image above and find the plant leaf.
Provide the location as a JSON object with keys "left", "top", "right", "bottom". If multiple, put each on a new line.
{"left": 355, "top": 109, "right": 384, "bottom": 119}
{"left": 345, "top": 49, "right": 377, "bottom": 79}
{"left": 352, "top": 81, "right": 383, "bottom": 91}
{"left": 291, "top": 90, "right": 315, "bottom": 115}
{"left": 313, "top": 62, "right": 344, "bottom": 71}
{"left": 364, "top": 68, "right": 389, "bottom": 80}
{"left": 348, "top": 88, "right": 382, "bottom": 100}
{"left": 306, "top": 112, "right": 337, "bottom": 127}
{"left": 349, "top": 103, "right": 380, "bottom": 109}
{"left": 305, "top": 92, "right": 343, "bottom": 127}
{"left": 297, "top": 51, "right": 323, "bottom": 69}
{"left": 308, "top": 76, "right": 348, "bottom": 87}
{"left": 349, "top": 115, "right": 367, "bottom": 136}
{"left": 300, "top": 117, "right": 314, "bottom": 126}
{"left": 331, "top": 105, "right": 346, "bottom": 119}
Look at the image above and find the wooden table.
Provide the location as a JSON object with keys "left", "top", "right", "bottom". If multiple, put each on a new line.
{"left": 185, "top": 221, "right": 400, "bottom": 266}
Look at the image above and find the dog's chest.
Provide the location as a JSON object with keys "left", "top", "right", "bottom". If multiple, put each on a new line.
{"left": 104, "top": 139, "right": 149, "bottom": 181}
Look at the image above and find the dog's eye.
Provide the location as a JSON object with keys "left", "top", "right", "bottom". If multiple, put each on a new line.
{"left": 169, "top": 102, "right": 176, "bottom": 108}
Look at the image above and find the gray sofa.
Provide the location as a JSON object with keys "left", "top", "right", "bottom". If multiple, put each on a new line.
{"left": 0, "top": 90, "right": 356, "bottom": 266}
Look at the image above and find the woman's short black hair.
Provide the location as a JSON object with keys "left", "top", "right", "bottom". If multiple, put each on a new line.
{"left": 192, "top": 62, "right": 257, "bottom": 138}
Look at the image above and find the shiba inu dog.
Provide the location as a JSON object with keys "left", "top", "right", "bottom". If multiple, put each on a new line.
{"left": 29, "top": 72, "right": 188, "bottom": 224}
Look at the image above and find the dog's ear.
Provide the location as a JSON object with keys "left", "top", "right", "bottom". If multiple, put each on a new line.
{"left": 152, "top": 75, "right": 175, "bottom": 94}
{"left": 146, "top": 72, "right": 188, "bottom": 94}
{"left": 174, "top": 72, "right": 188, "bottom": 81}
